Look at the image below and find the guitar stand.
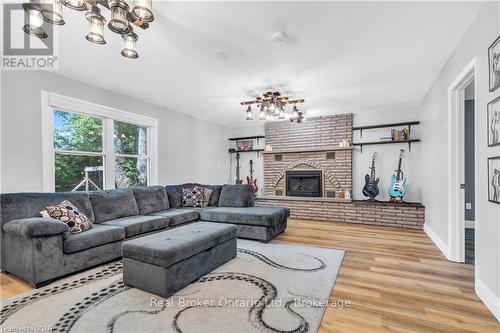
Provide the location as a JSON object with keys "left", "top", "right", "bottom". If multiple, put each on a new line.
{"left": 389, "top": 197, "right": 406, "bottom": 204}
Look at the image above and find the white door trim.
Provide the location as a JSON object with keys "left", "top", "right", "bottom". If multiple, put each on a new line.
{"left": 447, "top": 58, "right": 477, "bottom": 262}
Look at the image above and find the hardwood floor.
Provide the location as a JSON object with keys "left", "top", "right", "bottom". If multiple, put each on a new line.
{"left": 1, "top": 219, "right": 499, "bottom": 332}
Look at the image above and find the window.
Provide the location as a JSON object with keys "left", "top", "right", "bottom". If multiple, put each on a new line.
{"left": 53, "top": 110, "right": 104, "bottom": 192}
{"left": 42, "top": 92, "right": 158, "bottom": 192}
{"left": 113, "top": 121, "right": 149, "bottom": 188}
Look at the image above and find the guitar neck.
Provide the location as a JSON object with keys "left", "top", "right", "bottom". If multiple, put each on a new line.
{"left": 396, "top": 157, "right": 403, "bottom": 180}
{"left": 370, "top": 159, "right": 376, "bottom": 179}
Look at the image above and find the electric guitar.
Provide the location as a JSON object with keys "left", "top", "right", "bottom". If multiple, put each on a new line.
{"left": 235, "top": 152, "right": 243, "bottom": 184}
{"left": 246, "top": 159, "right": 259, "bottom": 193}
{"left": 362, "top": 152, "right": 380, "bottom": 200}
{"left": 388, "top": 150, "right": 407, "bottom": 200}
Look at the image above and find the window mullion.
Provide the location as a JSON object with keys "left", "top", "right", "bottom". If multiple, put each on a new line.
{"left": 104, "top": 118, "right": 116, "bottom": 189}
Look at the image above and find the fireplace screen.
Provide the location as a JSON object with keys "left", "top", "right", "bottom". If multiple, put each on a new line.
{"left": 286, "top": 170, "right": 322, "bottom": 197}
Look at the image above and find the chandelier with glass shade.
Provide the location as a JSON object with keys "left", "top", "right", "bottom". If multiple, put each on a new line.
{"left": 22, "top": 0, "right": 154, "bottom": 59}
{"left": 241, "top": 92, "right": 306, "bottom": 123}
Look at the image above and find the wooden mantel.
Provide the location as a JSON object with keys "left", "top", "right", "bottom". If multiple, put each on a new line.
{"left": 262, "top": 146, "right": 353, "bottom": 154}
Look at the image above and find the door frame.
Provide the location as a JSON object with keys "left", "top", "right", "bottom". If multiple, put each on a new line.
{"left": 447, "top": 57, "right": 477, "bottom": 263}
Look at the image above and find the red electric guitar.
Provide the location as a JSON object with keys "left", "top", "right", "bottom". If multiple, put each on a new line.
{"left": 246, "top": 159, "right": 258, "bottom": 192}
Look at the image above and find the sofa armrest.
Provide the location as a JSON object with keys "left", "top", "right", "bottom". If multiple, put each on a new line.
{"left": 3, "top": 218, "right": 69, "bottom": 238}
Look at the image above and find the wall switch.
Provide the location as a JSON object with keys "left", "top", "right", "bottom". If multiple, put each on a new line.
{"left": 465, "top": 203, "right": 472, "bottom": 210}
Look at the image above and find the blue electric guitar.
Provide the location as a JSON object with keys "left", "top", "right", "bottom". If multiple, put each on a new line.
{"left": 388, "top": 150, "right": 407, "bottom": 201}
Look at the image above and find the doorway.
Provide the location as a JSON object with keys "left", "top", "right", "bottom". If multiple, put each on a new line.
{"left": 464, "top": 81, "right": 475, "bottom": 265}
{"left": 447, "top": 58, "right": 476, "bottom": 263}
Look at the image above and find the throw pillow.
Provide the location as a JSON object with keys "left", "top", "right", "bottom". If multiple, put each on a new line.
{"left": 182, "top": 187, "right": 203, "bottom": 207}
{"left": 195, "top": 186, "right": 213, "bottom": 207}
{"left": 46, "top": 200, "right": 93, "bottom": 235}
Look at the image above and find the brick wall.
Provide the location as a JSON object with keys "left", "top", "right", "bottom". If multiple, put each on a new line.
{"left": 264, "top": 114, "right": 353, "bottom": 196}
{"left": 265, "top": 114, "right": 353, "bottom": 150}
{"left": 256, "top": 198, "right": 425, "bottom": 229}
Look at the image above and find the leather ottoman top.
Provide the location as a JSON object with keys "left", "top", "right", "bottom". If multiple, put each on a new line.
{"left": 121, "top": 222, "right": 236, "bottom": 268}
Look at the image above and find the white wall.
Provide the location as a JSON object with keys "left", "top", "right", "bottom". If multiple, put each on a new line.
{"left": 417, "top": 2, "right": 500, "bottom": 320}
{"left": 353, "top": 108, "right": 422, "bottom": 202}
{"left": 0, "top": 71, "right": 231, "bottom": 192}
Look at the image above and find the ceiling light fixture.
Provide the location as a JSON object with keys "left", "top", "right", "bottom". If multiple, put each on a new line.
{"left": 85, "top": 6, "right": 106, "bottom": 44}
{"left": 22, "top": 3, "right": 48, "bottom": 38}
{"left": 41, "top": 0, "right": 65, "bottom": 25}
{"left": 241, "top": 91, "right": 306, "bottom": 123}
{"left": 22, "top": 0, "right": 155, "bottom": 59}
{"left": 121, "top": 27, "right": 139, "bottom": 59}
{"left": 131, "top": 0, "right": 154, "bottom": 22}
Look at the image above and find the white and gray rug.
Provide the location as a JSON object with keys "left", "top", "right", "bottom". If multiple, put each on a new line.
{"left": 1, "top": 240, "right": 344, "bottom": 333}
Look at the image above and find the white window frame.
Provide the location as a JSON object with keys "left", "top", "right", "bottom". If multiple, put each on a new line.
{"left": 41, "top": 91, "right": 158, "bottom": 192}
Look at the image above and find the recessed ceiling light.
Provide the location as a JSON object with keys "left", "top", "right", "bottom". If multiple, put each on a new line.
{"left": 272, "top": 32, "right": 287, "bottom": 43}
{"left": 215, "top": 52, "right": 228, "bottom": 60}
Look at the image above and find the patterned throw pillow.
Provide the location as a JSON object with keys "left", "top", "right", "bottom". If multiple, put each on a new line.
{"left": 182, "top": 187, "right": 203, "bottom": 207}
{"left": 195, "top": 186, "right": 213, "bottom": 207}
{"left": 45, "top": 200, "right": 93, "bottom": 235}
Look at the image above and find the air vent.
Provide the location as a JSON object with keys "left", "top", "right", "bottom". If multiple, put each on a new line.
{"left": 275, "top": 154, "right": 283, "bottom": 161}
{"left": 326, "top": 190, "right": 336, "bottom": 198}
{"left": 275, "top": 189, "right": 283, "bottom": 196}
{"left": 326, "top": 152, "right": 336, "bottom": 160}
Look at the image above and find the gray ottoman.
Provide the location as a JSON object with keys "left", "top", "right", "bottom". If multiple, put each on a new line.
{"left": 200, "top": 206, "right": 290, "bottom": 242}
{"left": 122, "top": 222, "right": 237, "bottom": 297}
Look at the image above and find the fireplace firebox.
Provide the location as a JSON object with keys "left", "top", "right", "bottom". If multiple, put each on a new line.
{"left": 286, "top": 170, "right": 323, "bottom": 197}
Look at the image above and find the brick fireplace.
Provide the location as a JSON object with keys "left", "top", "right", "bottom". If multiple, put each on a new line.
{"left": 256, "top": 113, "right": 425, "bottom": 229}
{"left": 262, "top": 114, "right": 353, "bottom": 197}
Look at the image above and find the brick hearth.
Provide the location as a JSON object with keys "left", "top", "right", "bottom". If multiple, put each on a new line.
{"left": 256, "top": 197, "right": 425, "bottom": 229}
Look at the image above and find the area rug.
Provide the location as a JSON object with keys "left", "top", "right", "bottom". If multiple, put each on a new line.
{"left": 1, "top": 240, "right": 344, "bottom": 333}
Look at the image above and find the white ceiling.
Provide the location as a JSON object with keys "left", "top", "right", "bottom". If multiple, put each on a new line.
{"left": 55, "top": 1, "right": 484, "bottom": 127}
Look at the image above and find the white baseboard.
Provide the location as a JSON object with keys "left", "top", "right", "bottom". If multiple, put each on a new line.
{"left": 476, "top": 277, "right": 500, "bottom": 322}
{"left": 423, "top": 223, "right": 450, "bottom": 260}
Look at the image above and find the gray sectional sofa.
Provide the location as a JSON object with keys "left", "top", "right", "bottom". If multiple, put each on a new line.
{"left": 0, "top": 184, "right": 289, "bottom": 287}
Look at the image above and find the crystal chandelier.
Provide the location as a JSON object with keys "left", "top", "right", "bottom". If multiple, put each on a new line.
{"left": 241, "top": 91, "right": 306, "bottom": 123}
{"left": 22, "top": 0, "right": 154, "bottom": 59}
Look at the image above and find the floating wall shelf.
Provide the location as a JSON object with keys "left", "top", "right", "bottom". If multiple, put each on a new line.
{"left": 352, "top": 121, "right": 421, "bottom": 153}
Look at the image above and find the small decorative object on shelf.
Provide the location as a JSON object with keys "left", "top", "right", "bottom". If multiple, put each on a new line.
{"left": 241, "top": 91, "right": 306, "bottom": 123}
{"left": 237, "top": 140, "right": 253, "bottom": 151}
{"left": 265, "top": 144, "right": 273, "bottom": 152}
{"left": 21, "top": 0, "right": 154, "bottom": 59}
{"left": 339, "top": 139, "right": 351, "bottom": 147}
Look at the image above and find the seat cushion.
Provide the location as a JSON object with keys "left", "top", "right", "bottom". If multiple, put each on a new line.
{"left": 217, "top": 184, "right": 255, "bottom": 207}
{"left": 148, "top": 208, "right": 199, "bottom": 227}
{"left": 63, "top": 224, "right": 125, "bottom": 254}
{"left": 200, "top": 206, "right": 289, "bottom": 227}
{"left": 122, "top": 222, "right": 237, "bottom": 268}
{"left": 132, "top": 186, "right": 170, "bottom": 215}
{"left": 90, "top": 189, "right": 139, "bottom": 223}
{"left": 101, "top": 215, "right": 169, "bottom": 238}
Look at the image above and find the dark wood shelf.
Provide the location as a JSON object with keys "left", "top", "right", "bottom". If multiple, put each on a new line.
{"left": 353, "top": 139, "right": 420, "bottom": 153}
{"left": 228, "top": 135, "right": 265, "bottom": 141}
{"left": 352, "top": 121, "right": 420, "bottom": 131}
